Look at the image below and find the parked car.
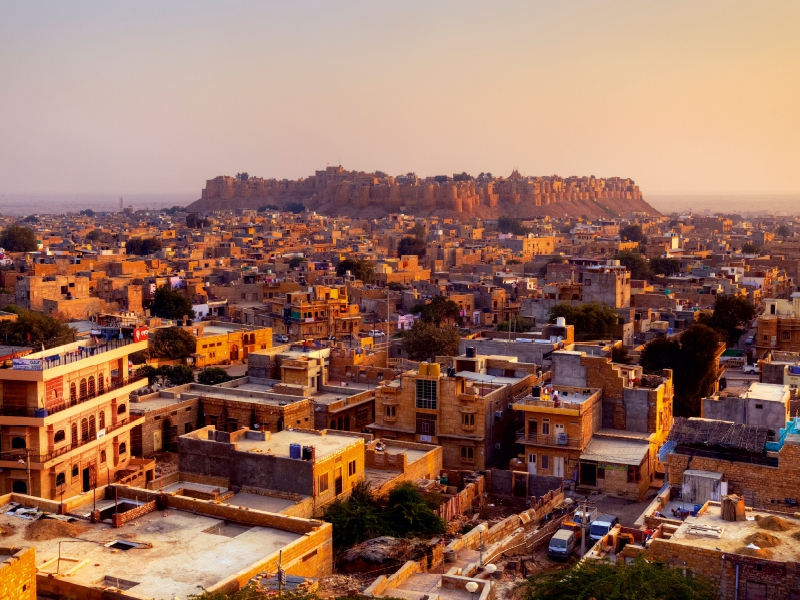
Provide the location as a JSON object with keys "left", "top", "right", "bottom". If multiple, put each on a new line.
{"left": 589, "top": 514, "right": 620, "bottom": 543}
{"left": 275, "top": 334, "right": 289, "bottom": 343}
{"left": 548, "top": 529, "right": 577, "bottom": 561}
{"left": 369, "top": 330, "right": 386, "bottom": 337}
{"left": 743, "top": 363, "right": 760, "bottom": 374}
{"left": 745, "top": 336, "right": 754, "bottom": 345}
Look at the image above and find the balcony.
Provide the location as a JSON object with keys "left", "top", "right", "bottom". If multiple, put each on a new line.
{"left": 22, "top": 337, "right": 139, "bottom": 371}
{"left": 0, "top": 417, "right": 133, "bottom": 464}
{"left": 516, "top": 432, "right": 587, "bottom": 449}
{"left": 0, "top": 376, "right": 145, "bottom": 418}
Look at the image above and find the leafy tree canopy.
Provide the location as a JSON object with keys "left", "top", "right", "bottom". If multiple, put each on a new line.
{"left": 650, "top": 257, "right": 681, "bottom": 277}
{"left": 777, "top": 225, "right": 791, "bottom": 237}
{"left": 0, "top": 225, "right": 38, "bottom": 252}
{"left": 336, "top": 258, "right": 375, "bottom": 284}
{"left": 85, "top": 229, "right": 102, "bottom": 242}
{"left": 158, "top": 364, "right": 195, "bottom": 386}
{"left": 258, "top": 204, "right": 280, "bottom": 212}
{"left": 22, "top": 215, "right": 39, "bottom": 223}
{"left": 288, "top": 257, "right": 304, "bottom": 270}
{"left": 703, "top": 294, "right": 755, "bottom": 346}
{"left": 197, "top": 367, "right": 233, "bottom": 386}
{"left": 611, "top": 345, "right": 632, "bottom": 364}
{"left": 162, "top": 205, "right": 185, "bottom": 215}
{"left": 387, "top": 281, "right": 405, "bottom": 291}
{"left": 517, "top": 555, "right": 717, "bottom": 600}
{"left": 411, "top": 295, "right": 461, "bottom": 326}
{"left": 284, "top": 202, "right": 305, "bottom": 214}
{"left": 640, "top": 323, "right": 721, "bottom": 416}
{"left": 235, "top": 172, "right": 249, "bottom": 181}
{"left": 452, "top": 171, "right": 473, "bottom": 181}
{"left": 619, "top": 224, "right": 645, "bottom": 242}
{"left": 323, "top": 482, "right": 444, "bottom": 549}
{"left": 742, "top": 242, "right": 760, "bottom": 254}
{"left": 538, "top": 256, "right": 565, "bottom": 278}
{"left": 148, "top": 326, "right": 197, "bottom": 360}
{"left": 80, "top": 208, "right": 95, "bottom": 217}
{"left": 186, "top": 213, "right": 211, "bottom": 228}
{"left": 152, "top": 285, "right": 195, "bottom": 320}
{"left": 548, "top": 302, "right": 619, "bottom": 341}
{"left": 398, "top": 236, "right": 426, "bottom": 258}
{"left": 498, "top": 216, "right": 531, "bottom": 236}
{"left": 615, "top": 250, "right": 652, "bottom": 281}
{"left": 497, "top": 315, "right": 533, "bottom": 333}
{"left": 402, "top": 320, "right": 460, "bottom": 361}
{"left": 0, "top": 305, "right": 75, "bottom": 347}
{"left": 126, "top": 237, "right": 162, "bottom": 255}
{"left": 409, "top": 223, "right": 426, "bottom": 239}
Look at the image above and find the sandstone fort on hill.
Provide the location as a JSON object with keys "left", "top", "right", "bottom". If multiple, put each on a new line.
{"left": 185, "top": 165, "right": 659, "bottom": 219}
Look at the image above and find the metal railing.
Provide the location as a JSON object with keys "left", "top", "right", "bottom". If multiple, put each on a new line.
{"left": 0, "top": 376, "right": 145, "bottom": 418}
{"left": 0, "top": 417, "right": 131, "bottom": 463}
{"left": 39, "top": 337, "right": 137, "bottom": 370}
{"left": 516, "top": 432, "right": 588, "bottom": 449}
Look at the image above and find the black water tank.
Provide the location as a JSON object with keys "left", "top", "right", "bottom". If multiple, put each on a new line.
{"left": 531, "top": 385, "right": 541, "bottom": 398}
{"left": 302, "top": 446, "right": 314, "bottom": 461}
{"left": 466, "top": 347, "right": 476, "bottom": 358}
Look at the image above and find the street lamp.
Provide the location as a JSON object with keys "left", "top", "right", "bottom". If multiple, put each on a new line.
{"left": 475, "top": 523, "right": 486, "bottom": 566}
{"left": 484, "top": 563, "right": 497, "bottom": 591}
{"left": 466, "top": 581, "right": 478, "bottom": 600}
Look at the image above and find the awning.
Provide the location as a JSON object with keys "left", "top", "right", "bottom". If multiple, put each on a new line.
{"left": 580, "top": 437, "right": 649, "bottom": 467}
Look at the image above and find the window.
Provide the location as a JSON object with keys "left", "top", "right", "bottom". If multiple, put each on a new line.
{"left": 319, "top": 473, "right": 329, "bottom": 493}
{"left": 416, "top": 413, "right": 437, "bottom": 435}
{"left": 462, "top": 413, "right": 475, "bottom": 427}
{"left": 755, "top": 404, "right": 763, "bottom": 409}
{"left": 185, "top": 422, "right": 192, "bottom": 434}
{"left": 79, "top": 378, "right": 87, "bottom": 399}
{"left": 89, "top": 415, "right": 96, "bottom": 439}
{"left": 584, "top": 279, "right": 592, "bottom": 286}
{"left": 56, "top": 472, "right": 66, "bottom": 486}
{"left": 70, "top": 383, "right": 76, "bottom": 402}
{"left": 54, "top": 430, "right": 65, "bottom": 443}
{"left": 782, "top": 331, "right": 790, "bottom": 340}
{"left": 71, "top": 423, "right": 78, "bottom": 445}
{"left": 118, "top": 404, "right": 126, "bottom": 415}
{"left": 348, "top": 459, "right": 357, "bottom": 477}
{"left": 461, "top": 447, "right": 474, "bottom": 462}
{"left": 99, "top": 411, "right": 105, "bottom": 431}
{"left": 415, "top": 379, "right": 438, "bottom": 409}
{"left": 356, "top": 407, "right": 369, "bottom": 424}
{"left": 72, "top": 464, "right": 79, "bottom": 478}
{"left": 385, "top": 405, "right": 396, "bottom": 417}
{"left": 541, "top": 419, "right": 550, "bottom": 436}
{"left": 88, "top": 376, "right": 95, "bottom": 396}
{"left": 81, "top": 418, "right": 89, "bottom": 442}
{"left": 119, "top": 442, "right": 127, "bottom": 455}
{"left": 627, "top": 466, "right": 640, "bottom": 483}
{"left": 98, "top": 376, "right": 105, "bottom": 394}
{"left": 100, "top": 450, "right": 106, "bottom": 463}
{"left": 11, "top": 437, "right": 26, "bottom": 449}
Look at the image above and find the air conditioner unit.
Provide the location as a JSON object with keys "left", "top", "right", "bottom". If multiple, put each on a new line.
{"left": 557, "top": 433, "right": 568, "bottom": 445}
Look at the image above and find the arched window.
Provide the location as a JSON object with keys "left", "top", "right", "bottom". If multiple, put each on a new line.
{"left": 70, "top": 383, "right": 77, "bottom": 402}
{"left": 81, "top": 418, "right": 89, "bottom": 442}
{"left": 71, "top": 423, "right": 78, "bottom": 445}
{"left": 98, "top": 375, "right": 105, "bottom": 394}
{"left": 11, "top": 437, "right": 26, "bottom": 449}
{"left": 88, "top": 415, "right": 96, "bottom": 439}
{"left": 72, "top": 464, "right": 79, "bottom": 478}
{"left": 54, "top": 430, "right": 65, "bottom": 443}
{"left": 98, "top": 410, "right": 105, "bottom": 431}
{"left": 56, "top": 472, "right": 65, "bottom": 486}
{"left": 117, "top": 404, "right": 126, "bottom": 415}
{"left": 100, "top": 449, "right": 106, "bottom": 463}
{"left": 119, "top": 442, "right": 127, "bottom": 455}
{"left": 79, "top": 379, "right": 87, "bottom": 399}
{"left": 88, "top": 376, "right": 95, "bottom": 397}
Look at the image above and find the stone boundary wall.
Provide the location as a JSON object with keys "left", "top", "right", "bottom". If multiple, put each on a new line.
{"left": 111, "top": 500, "right": 157, "bottom": 528}
{"left": 0, "top": 546, "right": 36, "bottom": 600}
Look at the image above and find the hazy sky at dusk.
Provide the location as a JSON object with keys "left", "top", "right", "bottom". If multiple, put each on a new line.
{"left": 1, "top": 1, "right": 798, "bottom": 197}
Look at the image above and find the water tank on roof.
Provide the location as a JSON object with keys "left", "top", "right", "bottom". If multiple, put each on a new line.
{"left": 419, "top": 362, "right": 430, "bottom": 375}
{"left": 556, "top": 317, "right": 566, "bottom": 328}
{"left": 429, "top": 363, "right": 441, "bottom": 377}
{"left": 531, "top": 385, "right": 541, "bottom": 398}
{"left": 302, "top": 446, "right": 314, "bottom": 461}
{"left": 466, "top": 347, "right": 476, "bottom": 358}
{"left": 289, "top": 443, "right": 301, "bottom": 459}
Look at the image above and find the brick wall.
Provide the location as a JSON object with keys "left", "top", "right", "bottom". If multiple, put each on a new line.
{"left": 0, "top": 546, "right": 36, "bottom": 600}
{"left": 111, "top": 500, "right": 157, "bottom": 528}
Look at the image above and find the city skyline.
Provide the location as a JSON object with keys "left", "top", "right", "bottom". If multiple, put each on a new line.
{"left": 1, "top": 0, "right": 798, "bottom": 198}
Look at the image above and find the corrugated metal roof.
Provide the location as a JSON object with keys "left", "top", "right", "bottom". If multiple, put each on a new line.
{"left": 580, "top": 436, "right": 649, "bottom": 466}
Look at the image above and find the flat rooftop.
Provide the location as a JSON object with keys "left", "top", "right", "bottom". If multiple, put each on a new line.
{"left": 0, "top": 508, "right": 303, "bottom": 599}
{"left": 743, "top": 382, "right": 790, "bottom": 403}
{"left": 233, "top": 429, "right": 362, "bottom": 460}
{"left": 667, "top": 503, "right": 800, "bottom": 563}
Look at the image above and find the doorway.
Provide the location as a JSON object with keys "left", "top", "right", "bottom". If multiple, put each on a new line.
{"left": 553, "top": 456, "right": 565, "bottom": 478}
{"left": 527, "top": 453, "right": 537, "bottom": 475}
{"left": 153, "top": 430, "right": 163, "bottom": 452}
{"left": 12, "top": 480, "right": 27, "bottom": 494}
{"left": 335, "top": 467, "right": 343, "bottom": 495}
{"left": 82, "top": 466, "right": 93, "bottom": 493}
{"left": 580, "top": 462, "right": 597, "bottom": 487}
{"left": 554, "top": 423, "right": 565, "bottom": 440}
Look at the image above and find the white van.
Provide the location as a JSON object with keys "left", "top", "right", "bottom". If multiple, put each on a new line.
{"left": 589, "top": 514, "right": 619, "bottom": 543}
{"left": 548, "top": 529, "right": 576, "bottom": 561}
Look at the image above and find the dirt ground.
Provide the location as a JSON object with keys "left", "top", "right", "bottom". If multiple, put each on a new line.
{"left": 480, "top": 495, "right": 530, "bottom": 522}
{"left": 571, "top": 489, "right": 660, "bottom": 527}
{"left": 151, "top": 451, "right": 179, "bottom": 479}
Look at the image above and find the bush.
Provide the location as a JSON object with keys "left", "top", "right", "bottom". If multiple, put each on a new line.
{"left": 197, "top": 367, "right": 233, "bottom": 386}
{"left": 0, "top": 305, "right": 74, "bottom": 347}
{"left": 126, "top": 237, "right": 162, "bottom": 255}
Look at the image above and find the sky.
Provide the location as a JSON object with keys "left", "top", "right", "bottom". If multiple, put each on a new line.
{"left": 0, "top": 1, "right": 798, "bottom": 198}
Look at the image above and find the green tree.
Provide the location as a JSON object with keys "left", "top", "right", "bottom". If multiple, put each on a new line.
{"left": 235, "top": 172, "right": 249, "bottom": 181}
{"left": 0, "top": 305, "right": 74, "bottom": 347}
{"left": 288, "top": 257, "right": 304, "bottom": 270}
{"left": 409, "top": 223, "right": 426, "bottom": 239}
{"left": 387, "top": 281, "right": 405, "bottom": 291}
{"left": 197, "top": 367, "right": 233, "bottom": 386}
{"left": 777, "top": 225, "right": 791, "bottom": 238}
{"left": 0, "top": 225, "right": 38, "bottom": 252}
{"left": 742, "top": 242, "right": 760, "bottom": 254}
{"left": 258, "top": 204, "right": 280, "bottom": 212}
{"left": 497, "top": 315, "right": 533, "bottom": 332}
{"left": 538, "top": 256, "right": 565, "bottom": 278}
{"left": 517, "top": 554, "right": 717, "bottom": 600}
{"left": 22, "top": 215, "right": 39, "bottom": 223}
{"left": 397, "top": 236, "right": 426, "bottom": 258}
{"left": 615, "top": 250, "right": 652, "bottom": 280}
{"left": 611, "top": 345, "right": 632, "bottom": 364}
{"left": 707, "top": 294, "right": 756, "bottom": 346}
{"left": 136, "top": 364, "right": 158, "bottom": 385}
{"left": 650, "top": 257, "right": 681, "bottom": 277}
{"left": 152, "top": 285, "right": 195, "bottom": 320}
{"left": 80, "top": 208, "right": 95, "bottom": 217}
{"left": 619, "top": 224, "right": 645, "bottom": 242}
{"left": 186, "top": 213, "right": 211, "bottom": 228}
{"left": 126, "top": 237, "right": 162, "bottom": 255}
{"left": 336, "top": 258, "right": 375, "bottom": 284}
{"left": 497, "top": 216, "right": 531, "bottom": 236}
{"left": 548, "top": 303, "right": 619, "bottom": 341}
{"left": 158, "top": 364, "right": 195, "bottom": 386}
{"left": 384, "top": 482, "right": 446, "bottom": 538}
{"left": 85, "top": 229, "right": 102, "bottom": 242}
{"left": 148, "top": 327, "right": 197, "bottom": 360}
{"left": 162, "top": 205, "right": 184, "bottom": 215}
{"left": 402, "top": 320, "right": 460, "bottom": 361}
{"left": 411, "top": 295, "right": 461, "bottom": 326}
{"left": 640, "top": 323, "right": 721, "bottom": 417}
